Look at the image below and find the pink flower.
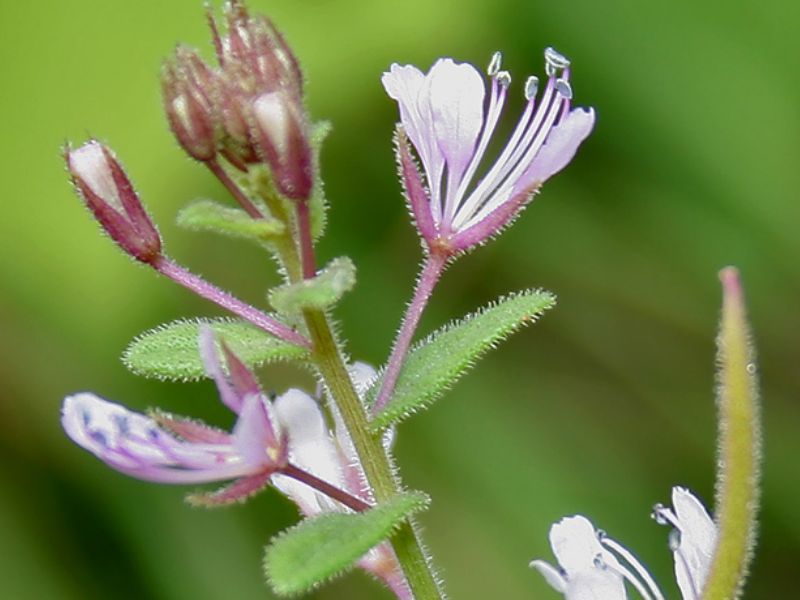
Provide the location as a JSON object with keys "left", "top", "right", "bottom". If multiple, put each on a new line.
{"left": 383, "top": 48, "right": 594, "bottom": 254}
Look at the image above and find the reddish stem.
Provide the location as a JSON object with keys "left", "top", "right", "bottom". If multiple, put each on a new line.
{"left": 371, "top": 251, "right": 448, "bottom": 415}
{"left": 153, "top": 256, "right": 311, "bottom": 349}
{"left": 281, "top": 463, "right": 371, "bottom": 512}
{"left": 206, "top": 159, "right": 264, "bottom": 219}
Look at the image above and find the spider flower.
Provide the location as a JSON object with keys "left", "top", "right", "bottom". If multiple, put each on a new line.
{"left": 61, "top": 328, "right": 288, "bottom": 503}
{"left": 530, "top": 487, "right": 717, "bottom": 600}
{"left": 383, "top": 48, "right": 594, "bottom": 254}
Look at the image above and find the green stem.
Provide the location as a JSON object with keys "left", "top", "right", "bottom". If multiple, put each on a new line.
{"left": 701, "top": 267, "right": 761, "bottom": 600}
{"left": 303, "top": 308, "right": 443, "bottom": 599}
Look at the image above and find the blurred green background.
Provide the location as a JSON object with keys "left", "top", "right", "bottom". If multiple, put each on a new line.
{"left": 1, "top": 0, "right": 797, "bottom": 598}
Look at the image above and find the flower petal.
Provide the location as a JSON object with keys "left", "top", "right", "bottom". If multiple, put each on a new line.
{"left": 232, "top": 394, "right": 284, "bottom": 471}
{"left": 530, "top": 559, "right": 568, "bottom": 593}
{"left": 671, "top": 487, "right": 717, "bottom": 600}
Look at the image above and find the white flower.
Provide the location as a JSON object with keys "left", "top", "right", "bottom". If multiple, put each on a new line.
{"left": 531, "top": 487, "right": 717, "bottom": 600}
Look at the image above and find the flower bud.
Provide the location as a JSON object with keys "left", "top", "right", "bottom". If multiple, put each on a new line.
{"left": 161, "top": 46, "right": 218, "bottom": 161}
{"left": 66, "top": 141, "right": 162, "bottom": 263}
{"left": 251, "top": 91, "right": 313, "bottom": 200}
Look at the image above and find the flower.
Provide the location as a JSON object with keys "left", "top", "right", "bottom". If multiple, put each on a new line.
{"left": 530, "top": 487, "right": 717, "bottom": 600}
{"left": 271, "top": 362, "right": 409, "bottom": 599}
{"left": 66, "top": 140, "right": 162, "bottom": 263}
{"left": 383, "top": 48, "right": 594, "bottom": 254}
{"left": 61, "top": 327, "right": 288, "bottom": 504}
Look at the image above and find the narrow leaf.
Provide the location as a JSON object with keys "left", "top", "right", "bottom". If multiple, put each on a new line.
{"left": 177, "top": 199, "right": 285, "bottom": 242}
{"left": 368, "top": 289, "right": 556, "bottom": 431}
{"left": 269, "top": 257, "right": 356, "bottom": 315}
{"left": 264, "top": 491, "right": 429, "bottom": 596}
{"left": 122, "top": 318, "right": 308, "bottom": 381}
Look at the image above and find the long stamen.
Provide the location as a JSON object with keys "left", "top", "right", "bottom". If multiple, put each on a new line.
{"left": 450, "top": 76, "right": 541, "bottom": 230}
{"left": 600, "top": 534, "right": 666, "bottom": 600}
{"left": 593, "top": 552, "right": 656, "bottom": 600}
{"left": 445, "top": 67, "right": 509, "bottom": 226}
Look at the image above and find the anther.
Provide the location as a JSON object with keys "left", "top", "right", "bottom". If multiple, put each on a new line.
{"left": 524, "top": 75, "right": 539, "bottom": 100}
{"left": 544, "top": 46, "right": 570, "bottom": 77}
{"left": 651, "top": 503, "right": 668, "bottom": 525}
{"left": 596, "top": 528, "right": 608, "bottom": 541}
{"left": 668, "top": 529, "right": 682, "bottom": 551}
{"left": 555, "top": 78, "right": 573, "bottom": 99}
{"left": 593, "top": 554, "right": 607, "bottom": 570}
{"left": 496, "top": 70, "right": 511, "bottom": 88}
{"left": 488, "top": 51, "right": 503, "bottom": 76}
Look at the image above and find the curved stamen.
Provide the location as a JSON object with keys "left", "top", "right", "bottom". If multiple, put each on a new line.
{"left": 444, "top": 71, "right": 509, "bottom": 226}
{"left": 600, "top": 535, "right": 666, "bottom": 600}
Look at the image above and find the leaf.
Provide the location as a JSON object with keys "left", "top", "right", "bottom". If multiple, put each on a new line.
{"left": 269, "top": 257, "right": 356, "bottom": 315}
{"left": 264, "top": 491, "right": 429, "bottom": 596}
{"left": 176, "top": 199, "right": 285, "bottom": 242}
{"left": 368, "top": 290, "right": 556, "bottom": 431}
{"left": 122, "top": 318, "right": 308, "bottom": 381}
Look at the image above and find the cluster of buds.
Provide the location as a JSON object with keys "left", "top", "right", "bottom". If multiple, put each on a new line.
{"left": 161, "top": 0, "right": 313, "bottom": 200}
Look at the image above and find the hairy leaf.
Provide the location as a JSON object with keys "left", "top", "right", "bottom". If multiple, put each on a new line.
{"left": 176, "top": 199, "right": 285, "bottom": 242}
{"left": 264, "top": 491, "right": 429, "bottom": 596}
{"left": 122, "top": 318, "right": 308, "bottom": 381}
{"left": 368, "top": 290, "right": 556, "bottom": 430}
{"left": 269, "top": 257, "right": 356, "bottom": 315}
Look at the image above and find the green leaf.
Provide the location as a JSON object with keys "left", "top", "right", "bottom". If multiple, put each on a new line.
{"left": 368, "top": 289, "right": 556, "bottom": 431}
{"left": 122, "top": 318, "right": 308, "bottom": 381}
{"left": 176, "top": 199, "right": 285, "bottom": 242}
{"left": 309, "top": 120, "right": 331, "bottom": 240}
{"left": 264, "top": 491, "right": 429, "bottom": 596}
{"left": 269, "top": 257, "right": 356, "bottom": 315}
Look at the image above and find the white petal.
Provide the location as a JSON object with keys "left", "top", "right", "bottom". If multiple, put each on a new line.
{"left": 530, "top": 559, "right": 568, "bottom": 593}
{"left": 426, "top": 58, "right": 485, "bottom": 176}
{"left": 68, "top": 142, "right": 124, "bottom": 213}
{"left": 382, "top": 64, "right": 430, "bottom": 162}
{"left": 671, "top": 487, "right": 717, "bottom": 600}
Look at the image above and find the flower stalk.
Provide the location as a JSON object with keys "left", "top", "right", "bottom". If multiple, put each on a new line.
{"left": 702, "top": 267, "right": 761, "bottom": 600}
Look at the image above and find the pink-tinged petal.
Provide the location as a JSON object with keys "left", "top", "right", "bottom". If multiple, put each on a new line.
{"left": 199, "top": 325, "right": 243, "bottom": 414}
{"left": 187, "top": 470, "right": 273, "bottom": 506}
{"left": 512, "top": 107, "right": 595, "bottom": 194}
{"left": 382, "top": 64, "right": 428, "bottom": 157}
{"left": 232, "top": 394, "right": 285, "bottom": 471}
{"left": 151, "top": 411, "right": 231, "bottom": 444}
{"left": 670, "top": 487, "right": 717, "bottom": 600}
{"left": 426, "top": 59, "right": 485, "bottom": 177}
{"left": 395, "top": 127, "right": 437, "bottom": 243}
{"left": 220, "top": 339, "right": 261, "bottom": 398}
{"left": 359, "top": 543, "right": 410, "bottom": 599}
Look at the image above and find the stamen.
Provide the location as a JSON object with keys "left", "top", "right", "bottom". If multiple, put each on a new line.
{"left": 555, "top": 78, "right": 573, "bottom": 100}
{"left": 544, "top": 46, "right": 570, "bottom": 77}
{"left": 600, "top": 535, "right": 666, "bottom": 600}
{"left": 488, "top": 51, "right": 502, "bottom": 76}
{"left": 495, "top": 70, "right": 511, "bottom": 88}
{"left": 524, "top": 76, "right": 539, "bottom": 101}
{"left": 652, "top": 504, "right": 681, "bottom": 529}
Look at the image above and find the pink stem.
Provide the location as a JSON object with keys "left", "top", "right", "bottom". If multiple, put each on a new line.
{"left": 371, "top": 251, "right": 448, "bottom": 415}
{"left": 281, "top": 463, "right": 371, "bottom": 512}
{"left": 153, "top": 256, "right": 311, "bottom": 349}
{"left": 206, "top": 159, "right": 264, "bottom": 219}
{"left": 296, "top": 199, "right": 317, "bottom": 279}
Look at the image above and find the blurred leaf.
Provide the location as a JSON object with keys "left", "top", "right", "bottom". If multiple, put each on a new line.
{"left": 176, "top": 199, "right": 285, "bottom": 242}
{"left": 309, "top": 120, "right": 331, "bottom": 239}
{"left": 368, "top": 290, "right": 556, "bottom": 430}
{"left": 122, "top": 318, "right": 308, "bottom": 381}
{"left": 269, "top": 257, "right": 356, "bottom": 315}
{"left": 264, "top": 491, "right": 429, "bottom": 596}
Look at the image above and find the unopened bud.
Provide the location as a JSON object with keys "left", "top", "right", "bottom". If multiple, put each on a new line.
{"left": 161, "top": 47, "right": 218, "bottom": 161}
{"left": 250, "top": 91, "right": 312, "bottom": 200}
{"left": 66, "top": 141, "right": 162, "bottom": 262}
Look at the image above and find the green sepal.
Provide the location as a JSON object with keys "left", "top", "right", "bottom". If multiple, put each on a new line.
{"left": 176, "top": 199, "right": 285, "bottom": 242}
{"left": 269, "top": 257, "right": 356, "bottom": 315}
{"left": 309, "top": 120, "right": 331, "bottom": 240}
{"left": 368, "top": 289, "right": 556, "bottom": 431}
{"left": 122, "top": 317, "right": 308, "bottom": 381}
{"left": 264, "top": 491, "right": 429, "bottom": 596}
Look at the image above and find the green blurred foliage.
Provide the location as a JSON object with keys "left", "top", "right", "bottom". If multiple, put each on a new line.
{"left": 0, "top": 0, "right": 797, "bottom": 598}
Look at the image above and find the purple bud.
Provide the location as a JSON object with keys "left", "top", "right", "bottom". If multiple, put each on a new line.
{"left": 66, "top": 141, "right": 162, "bottom": 263}
{"left": 250, "top": 91, "right": 313, "bottom": 200}
{"left": 161, "top": 47, "right": 219, "bottom": 161}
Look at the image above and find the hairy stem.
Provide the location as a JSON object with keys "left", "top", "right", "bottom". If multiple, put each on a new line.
{"left": 153, "top": 256, "right": 311, "bottom": 348}
{"left": 207, "top": 159, "right": 264, "bottom": 219}
{"left": 296, "top": 199, "right": 317, "bottom": 279}
{"left": 303, "top": 308, "right": 443, "bottom": 599}
{"left": 281, "top": 462, "right": 371, "bottom": 512}
{"left": 372, "top": 251, "right": 448, "bottom": 415}
{"left": 702, "top": 267, "right": 761, "bottom": 600}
